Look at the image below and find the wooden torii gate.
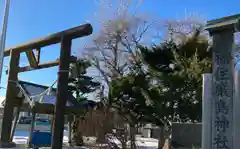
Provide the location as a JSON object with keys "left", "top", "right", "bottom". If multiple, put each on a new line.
{"left": 0, "top": 23, "right": 93, "bottom": 149}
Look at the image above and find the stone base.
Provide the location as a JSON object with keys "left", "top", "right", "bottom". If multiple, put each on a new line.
{"left": 0, "top": 141, "right": 16, "bottom": 148}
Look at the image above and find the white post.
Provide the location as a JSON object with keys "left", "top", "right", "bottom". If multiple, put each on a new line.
{"left": 0, "top": 0, "right": 10, "bottom": 83}
{"left": 202, "top": 73, "right": 212, "bottom": 149}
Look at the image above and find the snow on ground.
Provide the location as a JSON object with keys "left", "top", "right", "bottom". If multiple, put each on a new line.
{"left": 0, "top": 147, "right": 88, "bottom": 149}
{"left": 11, "top": 130, "right": 158, "bottom": 149}
{"left": 39, "top": 147, "right": 88, "bottom": 149}
{"left": 11, "top": 130, "right": 69, "bottom": 145}
{"left": 107, "top": 135, "right": 159, "bottom": 148}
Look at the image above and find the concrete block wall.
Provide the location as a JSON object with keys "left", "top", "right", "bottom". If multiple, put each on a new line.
{"left": 171, "top": 123, "right": 201, "bottom": 149}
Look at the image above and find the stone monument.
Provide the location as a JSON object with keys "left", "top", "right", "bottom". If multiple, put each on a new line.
{"left": 203, "top": 14, "right": 240, "bottom": 149}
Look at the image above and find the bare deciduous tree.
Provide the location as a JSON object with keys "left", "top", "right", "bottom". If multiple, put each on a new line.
{"left": 82, "top": 1, "right": 160, "bottom": 148}
{"left": 84, "top": 0, "right": 160, "bottom": 87}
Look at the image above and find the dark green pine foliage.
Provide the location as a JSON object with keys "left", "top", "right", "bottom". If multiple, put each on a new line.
{"left": 139, "top": 29, "right": 212, "bottom": 122}
{"left": 68, "top": 59, "right": 100, "bottom": 102}
{"left": 110, "top": 73, "right": 149, "bottom": 124}
{"left": 67, "top": 59, "right": 100, "bottom": 146}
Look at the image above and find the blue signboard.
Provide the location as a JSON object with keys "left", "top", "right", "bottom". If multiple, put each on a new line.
{"left": 32, "top": 131, "right": 52, "bottom": 145}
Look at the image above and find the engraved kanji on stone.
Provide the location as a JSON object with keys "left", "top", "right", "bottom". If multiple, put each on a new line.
{"left": 214, "top": 53, "right": 231, "bottom": 65}
{"left": 215, "top": 115, "right": 229, "bottom": 133}
{"left": 215, "top": 81, "right": 229, "bottom": 97}
{"left": 216, "top": 99, "right": 229, "bottom": 115}
{"left": 214, "top": 67, "right": 229, "bottom": 80}
{"left": 214, "top": 134, "right": 230, "bottom": 149}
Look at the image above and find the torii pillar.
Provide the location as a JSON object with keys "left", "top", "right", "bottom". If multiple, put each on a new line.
{"left": 204, "top": 14, "right": 240, "bottom": 149}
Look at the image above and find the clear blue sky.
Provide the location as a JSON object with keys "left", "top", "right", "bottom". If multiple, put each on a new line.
{"left": 0, "top": 0, "right": 239, "bottom": 96}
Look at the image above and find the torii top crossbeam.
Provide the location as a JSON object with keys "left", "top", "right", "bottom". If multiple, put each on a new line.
{"left": 4, "top": 24, "right": 92, "bottom": 56}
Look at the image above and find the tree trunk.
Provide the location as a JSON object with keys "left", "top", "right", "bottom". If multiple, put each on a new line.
{"left": 97, "top": 106, "right": 113, "bottom": 143}
{"left": 122, "top": 125, "right": 128, "bottom": 149}
{"left": 96, "top": 109, "right": 107, "bottom": 143}
{"left": 72, "top": 116, "right": 84, "bottom": 146}
{"left": 158, "top": 127, "right": 165, "bottom": 149}
{"left": 67, "top": 116, "right": 73, "bottom": 145}
{"left": 130, "top": 124, "right": 137, "bottom": 149}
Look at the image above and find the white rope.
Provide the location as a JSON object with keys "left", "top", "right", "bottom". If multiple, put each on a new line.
{"left": 30, "top": 79, "right": 58, "bottom": 103}
{"left": 31, "top": 69, "right": 69, "bottom": 102}
{"left": 8, "top": 80, "right": 18, "bottom": 84}
{"left": 10, "top": 81, "right": 34, "bottom": 107}
{"left": 17, "top": 84, "right": 35, "bottom": 107}
{"left": 7, "top": 70, "right": 68, "bottom": 104}
{"left": 7, "top": 79, "right": 58, "bottom": 105}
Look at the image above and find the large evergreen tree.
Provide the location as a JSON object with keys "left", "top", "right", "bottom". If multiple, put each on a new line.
{"left": 139, "top": 28, "right": 212, "bottom": 122}
{"left": 67, "top": 59, "right": 100, "bottom": 146}
{"left": 109, "top": 27, "right": 212, "bottom": 149}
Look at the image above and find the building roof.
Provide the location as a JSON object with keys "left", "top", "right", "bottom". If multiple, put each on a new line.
{"left": 18, "top": 80, "right": 76, "bottom": 106}
{"left": 2, "top": 80, "right": 98, "bottom": 111}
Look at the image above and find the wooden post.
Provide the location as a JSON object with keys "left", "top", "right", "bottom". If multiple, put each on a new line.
{"left": 0, "top": 50, "right": 20, "bottom": 147}
{"left": 51, "top": 36, "right": 72, "bottom": 149}
{"left": 50, "top": 116, "right": 54, "bottom": 133}
{"left": 28, "top": 111, "right": 36, "bottom": 148}
{"left": 35, "top": 48, "right": 41, "bottom": 64}
{"left": 25, "top": 50, "right": 38, "bottom": 67}
{"left": 10, "top": 106, "right": 21, "bottom": 142}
